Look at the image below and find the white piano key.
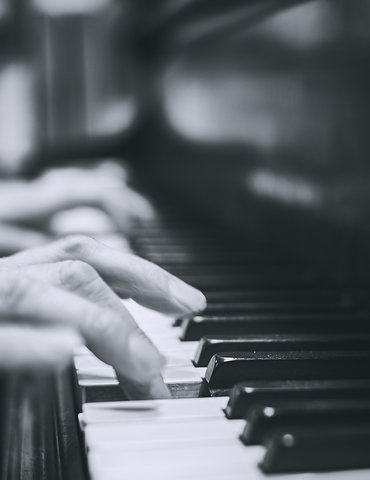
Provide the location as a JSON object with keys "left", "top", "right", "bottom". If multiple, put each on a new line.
{"left": 76, "top": 364, "right": 206, "bottom": 387}
{"left": 145, "top": 328, "right": 183, "bottom": 342}
{"left": 139, "top": 319, "right": 175, "bottom": 333}
{"left": 123, "top": 299, "right": 175, "bottom": 330}
{"left": 85, "top": 417, "right": 245, "bottom": 448}
{"left": 160, "top": 342, "right": 199, "bottom": 355}
{"left": 82, "top": 396, "right": 228, "bottom": 424}
{"left": 82, "top": 396, "right": 228, "bottom": 425}
{"left": 87, "top": 441, "right": 263, "bottom": 480}
{"left": 74, "top": 352, "right": 192, "bottom": 370}
{"left": 83, "top": 395, "right": 370, "bottom": 480}
{"left": 163, "top": 354, "right": 193, "bottom": 367}
{"left": 148, "top": 339, "right": 187, "bottom": 351}
{"left": 163, "top": 365, "right": 206, "bottom": 383}
{"left": 88, "top": 445, "right": 370, "bottom": 480}
{"left": 77, "top": 367, "right": 119, "bottom": 387}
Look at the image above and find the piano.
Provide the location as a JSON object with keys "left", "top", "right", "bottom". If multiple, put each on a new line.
{"left": 2, "top": 0, "right": 370, "bottom": 479}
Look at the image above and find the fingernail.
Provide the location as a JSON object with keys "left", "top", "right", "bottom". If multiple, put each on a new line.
{"left": 169, "top": 278, "right": 207, "bottom": 314}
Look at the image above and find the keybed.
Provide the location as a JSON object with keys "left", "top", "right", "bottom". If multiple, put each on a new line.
{"left": 76, "top": 217, "right": 370, "bottom": 479}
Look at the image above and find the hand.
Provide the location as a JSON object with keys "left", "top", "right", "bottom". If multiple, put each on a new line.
{"left": 0, "top": 235, "right": 206, "bottom": 399}
{"left": 0, "top": 161, "right": 155, "bottom": 254}
{"left": 0, "top": 222, "right": 51, "bottom": 254}
{"left": 0, "top": 161, "right": 154, "bottom": 225}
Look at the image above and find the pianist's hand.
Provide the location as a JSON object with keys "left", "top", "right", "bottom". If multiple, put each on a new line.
{"left": 0, "top": 161, "right": 155, "bottom": 254}
{"left": 0, "top": 235, "right": 206, "bottom": 399}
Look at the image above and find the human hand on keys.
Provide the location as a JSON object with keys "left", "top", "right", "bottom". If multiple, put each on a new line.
{"left": 0, "top": 160, "right": 155, "bottom": 254}
{"left": 0, "top": 235, "right": 206, "bottom": 399}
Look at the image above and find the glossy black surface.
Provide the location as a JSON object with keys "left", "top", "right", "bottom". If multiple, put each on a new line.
{"left": 262, "top": 425, "right": 370, "bottom": 473}
{"left": 226, "top": 379, "right": 370, "bottom": 419}
{"left": 204, "top": 351, "right": 370, "bottom": 388}
{"left": 193, "top": 333, "right": 370, "bottom": 367}
{"left": 181, "top": 312, "right": 370, "bottom": 341}
{"left": 241, "top": 400, "right": 370, "bottom": 445}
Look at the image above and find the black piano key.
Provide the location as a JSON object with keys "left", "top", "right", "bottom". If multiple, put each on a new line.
{"left": 162, "top": 264, "right": 311, "bottom": 277}
{"left": 143, "top": 252, "right": 292, "bottom": 265}
{"left": 174, "top": 298, "right": 354, "bottom": 327}
{"left": 136, "top": 245, "right": 267, "bottom": 256}
{"left": 204, "top": 351, "right": 370, "bottom": 389}
{"left": 177, "top": 271, "right": 320, "bottom": 290}
{"left": 204, "top": 288, "right": 352, "bottom": 303}
{"left": 225, "top": 379, "right": 370, "bottom": 419}
{"left": 241, "top": 400, "right": 370, "bottom": 445}
{"left": 133, "top": 231, "right": 250, "bottom": 241}
{"left": 193, "top": 333, "right": 370, "bottom": 367}
{"left": 173, "top": 290, "right": 353, "bottom": 327}
{"left": 181, "top": 312, "right": 370, "bottom": 341}
{"left": 261, "top": 425, "right": 370, "bottom": 473}
{"left": 202, "top": 300, "right": 354, "bottom": 315}
{"left": 133, "top": 231, "right": 265, "bottom": 243}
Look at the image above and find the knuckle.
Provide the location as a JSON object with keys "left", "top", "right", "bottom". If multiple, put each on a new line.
{"left": 60, "top": 234, "right": 96, "bottom": 259}
{"left": 58, "top": 260, "right": 97, "bottom": 289}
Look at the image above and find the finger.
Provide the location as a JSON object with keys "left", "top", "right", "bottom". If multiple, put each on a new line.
{"left": 0, "top": 169, "right": 127, "bottom": 223}
{"left": 0, "top": 222, "right": 50, "bottom": 254}
{"left": 6, "top": 235, "right": 207, "bottom": 316}
{"left": 101, "top": 188, "right": 156, "bottom": 232}
{"left": 113, "top": 187, "right": 156, "bottom": 220}
{"left": 96, "top": 159, "right": 129, "bottom": 183}
{"left": 13, "top": 261, "right": 162, "bottom": 381}
{"left": 93, "top": 234, "right": 132, "bottom": 252}
{"left": 0, "top": 173, "right": 153, "bottom": 230}
{"left": 39, "top": 164, "right": 126, "bottom": 189}
{"left": 15, "top": 261, "right": 137, "bottom": 326}
{"left": 48, "top": 207, "right": 117, "bottom": 236}
{"left": 0, "top": 271, "right": 170, "bottom": 399}
{"left": 0, "top": 180, "right": 77, "bottom": 222}
{"left": 90, "top": 160, "right": 156, "bottom": 221}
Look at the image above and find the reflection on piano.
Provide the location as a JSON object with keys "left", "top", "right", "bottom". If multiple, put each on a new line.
{"left": 3, "top": 0, "right": 370, "bottom": 479}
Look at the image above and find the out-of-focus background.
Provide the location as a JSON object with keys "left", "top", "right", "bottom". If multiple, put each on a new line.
{"left": 1, "top": 0, "right": 369, "bottom": 167}
{"left": 1, "top": 0, "right": 370, "bottom": 275}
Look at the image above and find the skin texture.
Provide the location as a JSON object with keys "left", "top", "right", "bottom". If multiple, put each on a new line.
{"left": 0, "top": 235, "right": 206, "bottom": 400}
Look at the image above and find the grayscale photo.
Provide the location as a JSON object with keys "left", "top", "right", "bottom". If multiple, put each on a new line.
{"left": 1, "top": 0, "right": 370, "bottom": 479}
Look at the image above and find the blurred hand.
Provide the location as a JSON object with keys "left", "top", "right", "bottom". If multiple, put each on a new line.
{"left": 0, "top": 222, "right": 50, "bottom": 254}
{"left": 0, "top": 160, "right": 155, "bottom": 254}
{"left": 0, "top": 235, "right": 206, "bottom": 399}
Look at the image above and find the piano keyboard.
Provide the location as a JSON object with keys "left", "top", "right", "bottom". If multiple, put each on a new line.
{"left": 75, "top": 217, "right": 370, "bottom": 479}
